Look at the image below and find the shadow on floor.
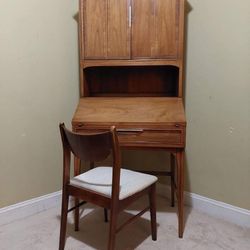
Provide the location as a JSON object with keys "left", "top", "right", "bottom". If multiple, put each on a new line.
{"left": 57, "top": 194, "right": 191, "bottom": 249}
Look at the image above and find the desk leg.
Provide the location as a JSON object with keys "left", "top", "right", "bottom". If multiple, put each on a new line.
{"left": 74, "top": 157, "right": 80, "bottom": 231}
{"left": 170, "top": 154, "right": 175, "bottom": 207}
{"left": 176, "top": 150, "right": 184, "bottom": 238}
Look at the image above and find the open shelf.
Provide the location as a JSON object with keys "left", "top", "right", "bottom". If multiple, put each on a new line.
{"left": 83, "top": 66, "right": 179, "bottom": 97}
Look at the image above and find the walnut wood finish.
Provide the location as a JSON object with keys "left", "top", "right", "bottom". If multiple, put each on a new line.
{"left": 81, "top": 0, "right": 130, "bottom": 59}
{"left": 75, "top": 0, "right": 187, "bottom": 239}
{"left": 108, "top": 0, "right": 130, "bottom": 58}
{"left": 72, "top": 97, "right": 186, "bottom": 237}
{"left": 131, "top": 0, "right": 154, "bottom": 58}
{"left": 78, "top": 0, "right": 185, "bottom": 97}
{"left": 73, "top": 97, "right": 185, "bottom": 126}
{"left": 80, "top": 0, "right": 183, "bottom": 60}
{"left": 83, "top": 66, "right": 179, "bottom": 97}
{"left": 82, "top": 0, "right": 107, "bottom": 58}
{"left": 175, "top": 150, "right": 184, "bottom": 238}
{"left": 59, "top": 124, "right": 157, "bottom": 250}
{"left": 132, "top": 0, "right": 178, "bottom": 59}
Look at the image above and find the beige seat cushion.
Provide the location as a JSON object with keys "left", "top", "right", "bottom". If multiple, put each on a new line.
{"left": 70, "top": 167, "right": 158, "bottom": 200}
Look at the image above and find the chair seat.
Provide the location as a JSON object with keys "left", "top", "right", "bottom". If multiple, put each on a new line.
{"left": 70, "top": 167, "right": 158, "bottom": 200}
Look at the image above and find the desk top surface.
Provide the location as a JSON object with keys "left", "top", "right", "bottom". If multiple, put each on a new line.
{"left": 72, "top": 97, "right": 186, "bottom": 127}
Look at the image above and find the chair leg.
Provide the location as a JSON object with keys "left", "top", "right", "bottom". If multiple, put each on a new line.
{"left": 108, "top": 208, "right": 118, "bottom": 250}
{"left": 104, "top": 208, "right": 108, "bottom": 222}
{"left": 74, "top": 157, "right": 81, "bottom": 231}
{"left": 59, "top": 191, "right": 69, "bottom": 250}
{"left": 170, "top": 154, "right": 175, "bottom": 207}
{"left": 149, "top": 183, "right": 157, "bottom": 241}
{"left": 74, "top": 198, "right": 79, "bottom": 231}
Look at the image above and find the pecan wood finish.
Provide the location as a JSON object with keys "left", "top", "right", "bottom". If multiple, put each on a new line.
{"left": 59, "top": 124, "right": 157, "bottom": 250}
{"left": 72, "top": 0, "right": 187, "bottom": 240}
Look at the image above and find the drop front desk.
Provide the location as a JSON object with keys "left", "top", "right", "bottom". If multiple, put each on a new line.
{"left": 72, "top": 0, "right": 187, "bottom": 238}
{"left": 72, "top": 97, "right": 186, "bottom": 237}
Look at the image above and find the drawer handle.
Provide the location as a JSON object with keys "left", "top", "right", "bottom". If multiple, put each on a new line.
{"left": 117, "top": 128, "right": 144, "bottom": 133}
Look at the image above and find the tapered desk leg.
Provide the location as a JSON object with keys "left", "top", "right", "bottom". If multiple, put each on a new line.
{"left": 176, "top": 150, "right": 184, "bottom": 238}
{"left": 170, "top": 154, "right": 175, "bottom": 207}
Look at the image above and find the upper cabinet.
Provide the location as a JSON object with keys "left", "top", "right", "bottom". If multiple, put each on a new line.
{"left": 80, "top": 0, "right": 184, "bottom": 60}
{"left": 132, "top": 0, "right": 178, "bottom": 59}
{"left": 81, "top": 0, "right": 130, "bottom": 59}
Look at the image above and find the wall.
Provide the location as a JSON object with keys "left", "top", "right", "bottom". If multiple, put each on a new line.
{"left": 0, "top": 0, "right": 249, "bottom": 210}
{"left": 0, "top": 0, "right": 79, "bottom": 207}
{"left": 124, "top": 0, "right": 250, "bottom": 210}
{"left": 184, "top": 0, "right": 250, "bottom": 209}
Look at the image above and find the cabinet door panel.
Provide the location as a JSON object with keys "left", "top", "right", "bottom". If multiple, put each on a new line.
{"left": 154, "top": 0, "right": 178, "bottom": 58}
{"left": 132, "top": 0, "right": 155, "bottom": 58}
{"left": 84, "top": 0, "right": 107, "bottom": 58}
{"left": 108, "top": 0, "right": 130, "bottom": 58}
{"left": 82, "top": 0, "right": 180, "bottom": 59}
{"left": 132, "top": 0, "right": 179, "bottom": 59}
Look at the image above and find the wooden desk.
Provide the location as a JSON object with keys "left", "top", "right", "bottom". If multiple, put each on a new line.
{"left": 72, "top": 96, "right": 186, "bottom": 237}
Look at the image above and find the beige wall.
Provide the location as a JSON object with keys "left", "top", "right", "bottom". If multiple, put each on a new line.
{"left": 0, "top": 0, "right": 79, "bottom": 207}
{"left": 184, "top": 0, "right": 250, "bottom": 209}
{"left": 0, "top": 0, "right": 250, "bottom": 210}
{"left": 124, "top": 0, "right": 250, "bottom": 210}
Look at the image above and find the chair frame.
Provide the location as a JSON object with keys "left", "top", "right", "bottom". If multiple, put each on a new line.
{"left": 59, "top": 123, "right": 157, "bottom": 250}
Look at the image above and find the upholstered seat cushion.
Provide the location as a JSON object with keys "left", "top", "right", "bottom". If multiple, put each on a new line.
{"left": 70, "top": 167, "right": 158, "bottom": 200}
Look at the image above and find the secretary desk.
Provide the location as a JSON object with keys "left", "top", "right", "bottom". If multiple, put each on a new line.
{"left": 72, "top": 0, "right": 187, "bottom": 238}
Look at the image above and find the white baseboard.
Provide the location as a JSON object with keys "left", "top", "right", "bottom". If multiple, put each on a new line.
{"left": 157, "top": 184, "right": 250, "bottom": 228}
{"left": 1, "top": 185, "right": 250, "bottom": 229}
{"left": 0, "top": 191, "right": 62, "bottom": 226}
{"left": 184, "top": 191, "right": 250, "bottom": 228}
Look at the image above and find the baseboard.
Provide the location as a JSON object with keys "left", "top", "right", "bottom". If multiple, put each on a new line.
{"left": 184, "top": 191, "right": 250, "bottom": 228}
{"left": 157, "top": 184, "right": 250, "bottom": 228}
{"left": 1, "top": 186, "right": 250, "bottom": 229}
{"left": 0, "top": 191, "right": 62, "bottom": 226}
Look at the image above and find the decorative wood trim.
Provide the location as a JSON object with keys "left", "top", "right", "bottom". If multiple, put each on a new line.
{"left": 81, "top": 59, "right": 181, "bottom": 68}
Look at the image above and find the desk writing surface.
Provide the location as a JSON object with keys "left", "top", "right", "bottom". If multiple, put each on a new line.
{"left": 72, "top": 97, "right": 186, "bottom": 128}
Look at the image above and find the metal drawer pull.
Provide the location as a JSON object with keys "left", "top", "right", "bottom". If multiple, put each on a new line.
{"left": 117, "top": 128, "right": 144, "bottom": 133}
{"left": 128, "top": 5, "right": 132, "bottom": 27}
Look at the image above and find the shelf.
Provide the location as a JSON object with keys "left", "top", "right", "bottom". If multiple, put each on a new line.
{"left": 84, "top": 66, "right": 179, "bottom": 97}
{"left": 81, "top": 59, "right": 181, "bottom": 69}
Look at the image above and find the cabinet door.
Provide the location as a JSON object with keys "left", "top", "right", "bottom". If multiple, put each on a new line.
{"left": 132, "top": 0, "right": 155, "bottom": 58}
{"left": 83, "top": 0, "right": 130, "bottom": 59}
{"left": 154, "top": 0, "right": 178, "bottom": 58}
{"left": 83, "top": 0, "right": 107, "bottom": 59}
{"left": 132, "top": 0, "right": 179, "bottom": 59}
{"left": 108, "top": 0, "right": 131, "bottom": 58}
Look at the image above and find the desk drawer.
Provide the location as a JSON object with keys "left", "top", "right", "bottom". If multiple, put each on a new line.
{"left": 117, "top": 128, "right": 185, "bottom": 148}
{"left": 74, "top": 125, "right": 185, "bottom": 148}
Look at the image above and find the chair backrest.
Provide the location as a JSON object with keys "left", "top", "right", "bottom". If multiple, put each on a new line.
{"left": 60, "top": 124, "right": 113, "bottom": 162}
{"left": 59, "top": 123, "right": 121, "bottom": 199}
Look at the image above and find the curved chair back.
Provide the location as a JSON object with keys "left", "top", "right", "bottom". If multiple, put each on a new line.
{"left": 60, "top": 124, "right": 113, "bottom": 163}
{"left": 59, "top": 123, "right": 121, "bottom": 200}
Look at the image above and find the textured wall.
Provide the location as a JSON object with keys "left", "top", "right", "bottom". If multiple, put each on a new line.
{"left": 184, "top": 0, "right": 250, "bottom": 209}
{"left": 0, "top": 0, "right": 79, "bottom": 207}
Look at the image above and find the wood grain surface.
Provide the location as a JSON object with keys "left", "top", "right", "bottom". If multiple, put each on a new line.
{"left": 72, "top": 97, "right": 186, "bottom": 127}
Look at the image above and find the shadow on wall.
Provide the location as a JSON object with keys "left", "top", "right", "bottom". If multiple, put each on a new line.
{"left": 183, "top": 0, "right": 193, "bottom": 107}
{"left": 182, "top": 0, "right": 193, "bottom": 195}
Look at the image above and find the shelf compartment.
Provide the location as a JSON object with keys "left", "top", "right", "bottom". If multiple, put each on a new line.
{"left": 83, "top": 66, "right": 179, "bottom": 97}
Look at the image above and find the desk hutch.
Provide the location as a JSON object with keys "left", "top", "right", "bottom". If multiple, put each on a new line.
{"left": 72, "top": 0, "right": 187, "bottom": 238}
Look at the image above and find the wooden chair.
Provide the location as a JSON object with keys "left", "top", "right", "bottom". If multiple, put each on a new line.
{"left": 59, "top": 123, "right": 158, "bottom": 250}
